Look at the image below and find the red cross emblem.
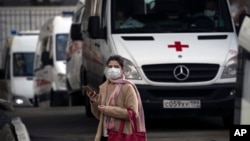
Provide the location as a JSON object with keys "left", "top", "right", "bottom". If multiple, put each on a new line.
{"left": 168, "top": 41, "right": 189, "bottom": 52}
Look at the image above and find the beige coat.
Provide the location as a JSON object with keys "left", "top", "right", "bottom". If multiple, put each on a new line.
{"left": 90, "top": 80, "right": 140, "bottom": 141}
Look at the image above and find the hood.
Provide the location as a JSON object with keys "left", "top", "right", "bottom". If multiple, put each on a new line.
{"left": 11, "top": 77, "right": 34, "bottom": 98}
{"left": 112, "top": 33, "right": 237, "bottom": 66}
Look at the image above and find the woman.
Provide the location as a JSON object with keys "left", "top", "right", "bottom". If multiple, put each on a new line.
{"left": 86, "top": 55, "right": 146, "bottom": 141}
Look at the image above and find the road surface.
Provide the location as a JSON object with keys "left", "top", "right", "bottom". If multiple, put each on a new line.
{"left": 7, "top": 106, "right": 229, "bottom": 141}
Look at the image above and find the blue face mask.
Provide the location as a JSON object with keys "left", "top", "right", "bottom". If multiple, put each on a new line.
{"left": 106, "top": 67, "right": 121, "bottom": 80}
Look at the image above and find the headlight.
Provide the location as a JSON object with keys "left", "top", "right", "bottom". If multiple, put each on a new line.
{"left": 221, "top": 56, "right": 237, "bottom": 79}
{"left": 123, "top": 59, "right": 142, "bottom": 80}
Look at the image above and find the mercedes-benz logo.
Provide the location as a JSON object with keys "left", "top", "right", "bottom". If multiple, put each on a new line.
{"left": 173, "top": 65, "right": 189, "bottom": 81}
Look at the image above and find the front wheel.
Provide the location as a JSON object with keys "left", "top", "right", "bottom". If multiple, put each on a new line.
{"left": 223, "top": 115, "right": 234, "bottom": 128}
{"left": 50, "top": 90, "right": 70, "bottom": 107}
{"left": 33, "top": 95, "right": 39, "bottom": 107}
{"left": 70, "top": 92, "right": 84, "bottom": 106}
{"left": 81, "top": 68, "right": 93, "bottom": 117}
{"left": 85, "top": 96, "right": 93, "bottom": 117}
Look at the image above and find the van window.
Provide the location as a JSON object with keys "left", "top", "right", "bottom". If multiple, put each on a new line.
{"left": 111, "top": 0, "right": 233, "bottom": 33}
{"left": 13, "top": 53, "right": 35, "bottom": 77}
{"left": 56, "top": 34, "right": 68, "bottom": 61}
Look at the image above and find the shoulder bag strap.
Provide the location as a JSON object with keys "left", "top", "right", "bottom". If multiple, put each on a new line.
{"left": 127, "top": 109, "right": 138, "bottom": 133}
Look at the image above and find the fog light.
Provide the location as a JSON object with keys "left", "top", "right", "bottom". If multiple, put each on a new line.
{"left": 230, "top": 89, "right": 236, "bottom": 96}
{"left": 15, "top": 99, "right": 24, "bottom": 105}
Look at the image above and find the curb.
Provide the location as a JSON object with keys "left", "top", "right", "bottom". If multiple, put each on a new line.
{"left": 12, "top": 117, "right": 30, "bottom": 141}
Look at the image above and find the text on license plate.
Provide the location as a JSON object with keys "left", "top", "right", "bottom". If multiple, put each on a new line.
{"left": 163, "top": 100, "right": 201, "bottom": 109}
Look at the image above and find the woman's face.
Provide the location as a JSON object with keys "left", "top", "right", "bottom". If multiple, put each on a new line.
{"left": 106, "top": 60, "right": 123, "bottom": 80}
{"left": 108, "top": 60, "right": 121, "bottom": 69}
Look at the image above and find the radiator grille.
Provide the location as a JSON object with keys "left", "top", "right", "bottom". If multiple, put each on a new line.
{"left": 142, "top": 64, "right": 219, "bottom": 82}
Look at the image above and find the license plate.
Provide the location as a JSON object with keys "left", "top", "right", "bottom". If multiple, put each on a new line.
{"left": 163, "top": 100, "right": 201, "bottom": 109}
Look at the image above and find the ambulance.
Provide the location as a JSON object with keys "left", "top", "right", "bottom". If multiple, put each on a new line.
{"left": 0, "top": 30, "right": 39, "bottom": 107}
{"left": 33, "top": 13, "right": 72, "bottom": 107}
{"left": 76, "top": 0, "right": 238, "bottom": 126}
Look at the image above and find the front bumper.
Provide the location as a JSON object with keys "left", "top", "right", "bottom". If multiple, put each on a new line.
{"left": 12, "top": 95, "right": 34, "bottom": 107}
{"left": 136, "top": 83, "right": 236, "bottom": 118}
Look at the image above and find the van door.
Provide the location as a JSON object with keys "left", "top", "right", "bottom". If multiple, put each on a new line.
{"left": 89, "top": 0, "right": 108, "bottom": 88}
{"left": 82, "top": 0, "right": 106, "bottom": 89}
{"left": 34, "top": 36, "right": 53, "bottom": 100}
{"left": 66, "top": 5, "right": 84, "bottom": 91}
{"left": 12, "top": 52, "right": 35, "bottom": 101}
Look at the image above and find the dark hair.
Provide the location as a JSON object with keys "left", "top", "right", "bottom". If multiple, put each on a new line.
{"left": 106, "top": 55, "right": 124, "bottom": 68}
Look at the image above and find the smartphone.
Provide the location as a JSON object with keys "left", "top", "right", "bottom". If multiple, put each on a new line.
{"left": 83, "top": 85, "right": 95, "bottom": 93}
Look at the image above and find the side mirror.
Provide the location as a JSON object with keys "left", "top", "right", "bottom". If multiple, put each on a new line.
{"left": 236, "top": 14, "right": 249, "bottom": 35}
{"left": 70, "top": 24, "right": 83, "bottom": 41}
{"left": 239, "top": 14, "right": 250, "bottom": 29}
{"left": 0, "top": 69, "right": 5, "bottom": 79}
{"left": 88, "top": 16, "right": 105, "bottom": 39}
{"left": 41, "top": 51, "right": 53, "bottom": 66}
{"left": 238, "top": 14, "right": 250, "bottom": 53}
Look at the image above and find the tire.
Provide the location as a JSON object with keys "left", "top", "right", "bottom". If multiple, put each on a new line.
{"left": 50, "top": 90, "right": 56, "bottom": 107}
{"left": 50, "top": 90, "right": 70, "bottom": 107}
{"left": 71, "top": 92, "right": 84, "bottom": 106}
{"left": 80, "top": 66, "right": 85, "bottom": 85}
{"left": 85, "top": 96, "right": 93, "bottom": 117}
{"left": 81, "top": 68, "right": 93, "bottom": 117}
{"left": 223, "top": 115, "right": 234, "bottom": 128}
{"left": 33, "top": 95, "right": 39, "bottom": 107}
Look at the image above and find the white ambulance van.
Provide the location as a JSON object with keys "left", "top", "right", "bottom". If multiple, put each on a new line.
{"left": 34, "top": 13, "right": 72, "bottom": 107}
{"left": 0, "top": 30, "right": 39, "bottom": 107}
{"left": 78, "top": 0, "right": 238, "bottom": 125}
{"left": 66, "top": 0, "right": 85, "bottom": 106}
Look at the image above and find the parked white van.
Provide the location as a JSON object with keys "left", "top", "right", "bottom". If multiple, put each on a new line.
{"left": 66, "top": 0, "right": 85, "bottom": 106}
{"left": 77, "top": 0, "right": 238, "bottom": 125}
{"left": 0, "top": 30, "right": 39, "bottom": 107}
{"left": 34, "top": 13, "right": 72, "bottom": 107}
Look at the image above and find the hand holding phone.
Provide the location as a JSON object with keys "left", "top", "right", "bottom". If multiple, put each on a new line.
{"left": 83, "top": 86, "right": 95, "bottom": 94}
{"left": 83, "top": 86, "right": 98, "bottom": 103}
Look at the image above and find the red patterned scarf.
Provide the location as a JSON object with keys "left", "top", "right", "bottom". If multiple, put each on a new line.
{"left": 105, "top": 75, "right": 146, "bottom": 132}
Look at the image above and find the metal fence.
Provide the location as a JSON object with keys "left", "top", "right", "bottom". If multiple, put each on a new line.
{"left": 0, "top": 6, "right": 75, "bottom": 65}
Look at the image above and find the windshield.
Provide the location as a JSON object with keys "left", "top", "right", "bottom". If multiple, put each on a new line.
{"left": 13, "top": 53, "right": 34, "bottom": 77}
{"left": 111, "top": 0, "right": 233, "bottom": 33}
{"left": 56, "top": 34, "right": 68, "bottom": 61}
